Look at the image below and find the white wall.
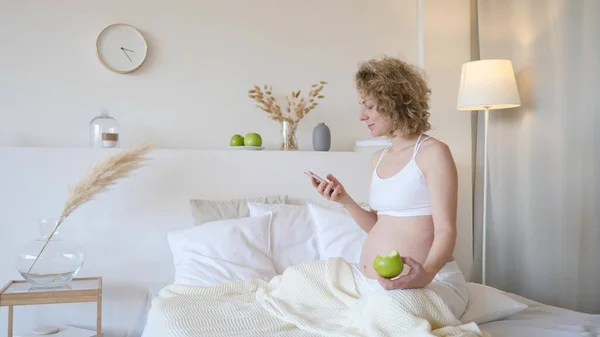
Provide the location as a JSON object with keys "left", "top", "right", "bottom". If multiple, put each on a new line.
{"left": 0, "top": 0, "right": 418, "bottom": 151}
{"left": 422, "top": 0, "right": 473, "bottom": 277}
{"left": 0, "top": 0, "right": 473, "bottom": 271}
{"left": 0, "top": 1, "right": 475, "bottom": 334}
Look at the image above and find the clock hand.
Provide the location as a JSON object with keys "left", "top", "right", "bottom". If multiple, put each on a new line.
{"left": 122, "top": 47, "right": 135, "bottom": 53}
{"left": 121, "top": 47, "right": 132, "bottom": 62}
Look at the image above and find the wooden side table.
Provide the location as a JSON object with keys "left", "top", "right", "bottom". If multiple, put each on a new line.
{"left": 0, "top": 277, "right": 102, "bottom": 337}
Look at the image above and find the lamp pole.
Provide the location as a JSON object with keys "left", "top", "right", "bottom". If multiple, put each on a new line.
{"left": 456, "top": 59, "right": 521, "bottom": 286}
{"left": 482, "top": 107, "right": 489, "bottom": 286}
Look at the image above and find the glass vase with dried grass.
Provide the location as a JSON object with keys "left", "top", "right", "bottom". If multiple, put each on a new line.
{"left": 281, "top": 120, "right": 298, "bottom": 151}
{"left": 13, "top": 144, "right": 154, "bottom": 288}
{"left": 15, "top": 218, "right": 86, "bottom": 288}
{"left": 248, "top": 81, "right": 328, "bottom": 151}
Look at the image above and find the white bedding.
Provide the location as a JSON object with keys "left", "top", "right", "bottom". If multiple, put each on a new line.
{"left": 142, "top": 258, "right": 484, "bottom": 337}
{"left": 139, "top": 281, "right": 600, "bottom": 337}
{"left": 479, "top": 293, "right": 600, "bottom": 337}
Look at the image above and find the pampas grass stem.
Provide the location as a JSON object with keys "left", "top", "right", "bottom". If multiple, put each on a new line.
{"left": 26, "top": 143, "right": 155, "bottom": 276}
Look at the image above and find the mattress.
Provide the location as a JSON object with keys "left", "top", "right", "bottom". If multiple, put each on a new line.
{"left": 135, "top": 286, "right": 600, "bottom": 337}
{"left": 126, "top": 285, "right": 161, "bottom": 337}
{"left": 479, "top": 293, "right": 600, "bottom": 337}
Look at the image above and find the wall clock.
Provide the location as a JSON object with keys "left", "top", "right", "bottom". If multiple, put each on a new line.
{"left": 96, "top": 23, "right": 148, "bottom": 74}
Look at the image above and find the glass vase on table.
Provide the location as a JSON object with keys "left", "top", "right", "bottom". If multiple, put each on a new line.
{"left": 15, "top": 218, "right": 86, "bottom": 288}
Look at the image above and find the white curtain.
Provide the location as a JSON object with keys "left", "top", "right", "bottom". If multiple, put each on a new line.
{"left": 474, "top": 0, "right": 600, "bottom": 314}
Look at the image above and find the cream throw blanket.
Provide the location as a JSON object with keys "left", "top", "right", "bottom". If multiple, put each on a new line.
{"left": 144, "top": 258, "right": 487, "bottom": 337}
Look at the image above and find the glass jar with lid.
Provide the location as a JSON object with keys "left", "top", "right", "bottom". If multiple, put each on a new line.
{"left": 89, "top": 108, "right": 120, "bottom": 148}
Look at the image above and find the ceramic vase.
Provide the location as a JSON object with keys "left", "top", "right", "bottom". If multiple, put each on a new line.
{"left": 312, "top": 123, "right": 331, "bottom": 151}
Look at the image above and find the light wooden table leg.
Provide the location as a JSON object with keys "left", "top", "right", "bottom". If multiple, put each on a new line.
{"left": 96, "top": 298, "right": 102, "bottom": 336}
{"left": 97, "top": 279, "right": 102, "bottom": 337}
{"left": 8, "top": 305, "right": 13, "bottom": 337}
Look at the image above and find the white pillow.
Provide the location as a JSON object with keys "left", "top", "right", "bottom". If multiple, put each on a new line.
{"left": 189, "top": 195, "right": 287, "bottom": 225}
{"left": 167, "top": 212, "right": 276, "bottom": 287}
{"left": 459, "top": 282, "right": 529, "bottom": 324}
{"left": 307, "top": 203, "right": 368, "bottom": 265}
{"left": 247, "top": 203, "right": 319, "bottom": 274}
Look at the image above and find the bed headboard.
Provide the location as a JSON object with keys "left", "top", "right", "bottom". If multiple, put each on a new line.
{"left": 0, "top": 146, "right": 473, "bottom": 336}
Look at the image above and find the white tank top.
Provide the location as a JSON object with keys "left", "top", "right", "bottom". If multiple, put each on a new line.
{"left": 368, "top": 134, "right": 432, "bottom": 217}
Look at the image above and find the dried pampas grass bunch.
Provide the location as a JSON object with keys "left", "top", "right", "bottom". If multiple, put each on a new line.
{"left": 26, "top": 143, "right": 155, "bottom": 275}
{"left": 248, "top": 81, "right": 328, "bottom": 124}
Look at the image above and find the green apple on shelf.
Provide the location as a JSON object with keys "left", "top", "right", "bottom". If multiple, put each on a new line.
{"left": 230, "top": 134, "right": 244, "bottom": 146}
{"left": 244, "top": 133, "right": 262, "bottom": 147}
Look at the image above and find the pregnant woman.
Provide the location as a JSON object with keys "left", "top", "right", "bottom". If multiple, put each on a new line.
{"left": 309, "top": 56, "right": 468, "bottom": 319}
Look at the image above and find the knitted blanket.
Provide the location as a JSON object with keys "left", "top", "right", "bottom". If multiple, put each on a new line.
{"left": 143, "top": 258, "right": 486, "bottom": 337}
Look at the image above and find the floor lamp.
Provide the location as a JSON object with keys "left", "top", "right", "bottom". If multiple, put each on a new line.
{"left": 457, "top": 59, "right": 521, "bottom": 285}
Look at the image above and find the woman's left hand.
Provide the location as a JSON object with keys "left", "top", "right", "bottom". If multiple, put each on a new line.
{"left": 376, "top": 257, "right": 435, "bottom": 290}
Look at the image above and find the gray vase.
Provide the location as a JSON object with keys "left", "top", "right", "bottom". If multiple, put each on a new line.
{"left": 312, "top": 123, "right": 331, "bottom": 151}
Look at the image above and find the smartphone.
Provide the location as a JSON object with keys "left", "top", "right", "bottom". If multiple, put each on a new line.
{"left": 304, "top": 170, "right": 331, "bottom": 184}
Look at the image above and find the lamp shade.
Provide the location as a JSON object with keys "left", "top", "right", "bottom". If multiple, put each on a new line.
{"left": 457, "top": 59, "right": 521, "bottom": 111}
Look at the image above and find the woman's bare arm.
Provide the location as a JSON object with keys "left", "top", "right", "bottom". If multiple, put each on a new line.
{"left": 342, "top": 198, "right": 378, "bottom": 233}
{"left": 341, "top": 148, "right": 383, "bottom": 232}
{"left": 420, "top": 141, "right": 458, "bottom": 275}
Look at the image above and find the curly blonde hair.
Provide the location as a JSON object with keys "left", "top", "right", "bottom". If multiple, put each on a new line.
{"left": 355, "top": 56, "right": 432, "bottom": 136}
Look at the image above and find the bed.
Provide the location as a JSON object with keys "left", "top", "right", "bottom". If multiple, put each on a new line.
{"left": 479, "top": 293, "right": 600, "bottom": 337}
{"left": 136, "top": 198, "right": 600, "bottom": 337}
{"left": 133, "top": 286, "right": 600, "bottom": 337}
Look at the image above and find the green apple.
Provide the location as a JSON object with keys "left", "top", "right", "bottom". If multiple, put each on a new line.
{"left": 373, "top": 250, "right": 404, "bottom": 278}
{"left": 244, "top": 133, "right": 262, "bottom": 147}
{"left": 230, "top": 134, "right": 245, "bottom": 146}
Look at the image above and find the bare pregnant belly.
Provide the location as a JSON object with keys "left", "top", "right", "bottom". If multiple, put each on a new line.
{"left": 359, "top": 215, "right": 436, "bottom": 279}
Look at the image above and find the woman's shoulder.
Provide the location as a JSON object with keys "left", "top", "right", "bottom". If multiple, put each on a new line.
{"left": 417, "top": 136, "right": 455, "bottom": 172}
{"left": 420, "top": 135, "right": 450, "bottom": 154}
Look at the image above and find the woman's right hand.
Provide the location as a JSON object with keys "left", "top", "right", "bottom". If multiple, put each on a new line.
{"left": 310, "top": 174, "right": 352, "bottom": 205}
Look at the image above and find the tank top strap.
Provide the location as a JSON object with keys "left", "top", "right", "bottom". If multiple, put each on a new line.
{"left": 375, "top": 145, "right": 392, "bottom": 169}
{"left": 412, "top": 134, "right": 431, "bottom": 159}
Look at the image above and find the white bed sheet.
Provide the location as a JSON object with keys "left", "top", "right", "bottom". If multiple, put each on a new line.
{"left": 479, "top": 293, "right": 600, "bottom": 337}
{"left": 136, "top": 286, "right": 600, "bottom": 337}
{"left": 135, "top": 285, "right": 167, "bottom": 337}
